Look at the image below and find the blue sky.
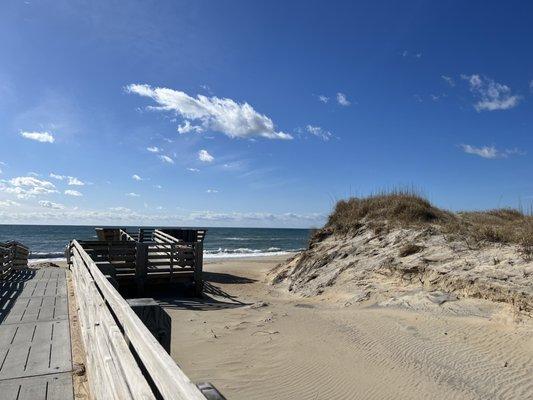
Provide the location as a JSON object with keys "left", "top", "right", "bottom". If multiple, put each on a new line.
{"left": 1, "top": 0, "right": 532, "bottom": 227}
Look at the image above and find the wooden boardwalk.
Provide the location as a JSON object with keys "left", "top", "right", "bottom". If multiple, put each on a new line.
{"left": 0, "top": 267, "right": 73, "bottom": 399}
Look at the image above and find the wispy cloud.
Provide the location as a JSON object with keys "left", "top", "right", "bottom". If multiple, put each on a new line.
{"left": 461, "top": 74, "right": 521, "bottom": 111}
{"left": 20, "top": 131, "right": 55, "bottom": 143}
{"left": 401, "top": 51, "right": 422, "bottom": 59}
{"left": 125, "top": 192, "right": 140, "bottom": 197}
{"left": 126, "top": 84, "right": 292, "bottom": 140}
{"left": 177, "top": 120, "right": 204, "bottom": 134}
{"left": 187, "top": 168, "right": 200, "bottom": 172}
{"left": 158, "top": 155, "right": 174, "bottom": 164}
{"left": 336, "top": 92, "right": 351, "bottom": 106}
{"left": 441, "top": 75, "right": 455, "bottom": 87}
{"left": 306, "top": 125, "right": 333, "bottom": 141}
{"left": 67, "top": 176, "right": 84, "bottom": 186}
{"left": 460, "top": 144, "right": 524, "bottom": 159}
{"left": 146, "top": 146, "right": 160, "bottom": 153}
{"left": 0, "top": 199, "right": 20, "bottom": 207}
{"left": 64, "top": 189, "right": 82, "bottom": 196}
{"left": 0, "top": 176, "right": 58, "bottom": 199}
{"left": 38, "top": 200, "right": 65, "bottom": 209}
{"left": 49, "top": 173, "right": 85, "bottom": 186}
{"left": 198, "top": 149, "right": 214, "bottom": 163}
{"left": 317, "top": 95, "right": 329, "bottom": 103}
{"left": 132, "top": 174, "right": 142, "bottom": 181}
{"left": 206, "top": 189, "right": 218, "bottom": 193}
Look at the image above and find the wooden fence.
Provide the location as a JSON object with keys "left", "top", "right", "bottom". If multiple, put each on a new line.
{"left": 69, "top": 239, "right": 206, "bottom": 400}
{"left": 0, "top": 241, "right": 29, "bottom": 279}
{"left": 83, "top": 228, "right": 206, "bottom": 295}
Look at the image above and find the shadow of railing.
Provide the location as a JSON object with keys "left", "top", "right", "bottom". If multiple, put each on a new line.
{"left": 0, "top": 268, "right": 37, "bottom": 324}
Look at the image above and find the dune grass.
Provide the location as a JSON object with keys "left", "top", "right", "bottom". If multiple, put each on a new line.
{"left": 322, "top": 190, "right": 533, "bottom": 257}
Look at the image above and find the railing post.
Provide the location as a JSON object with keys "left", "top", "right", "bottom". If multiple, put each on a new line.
{"left": 194, "top": 241, "right": 203, "bottom": 297}
{"left": 135, "top": 242, "right": 148, "bottom": 296}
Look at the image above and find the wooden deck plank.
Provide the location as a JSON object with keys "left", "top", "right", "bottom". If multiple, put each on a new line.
{"left": 0, "top": 267, "right": 74, "bottom": 400}
{"left": 0, "top": 372, "right": 73, "bottom": 400}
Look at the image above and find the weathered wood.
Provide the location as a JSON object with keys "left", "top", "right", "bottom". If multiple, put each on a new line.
{"left": 194, "top": 241, "right": 204, "bottom": 297}
{"left": 126, "top": 298, "right": 171, "bottom": 354}
{"left": 135, "top": 242, "right": 148, "bottom": 295}
{"left": 0, "top": 267, "right": 74, "bottom": 399}
{"left": 71, "top": 240, "right": 205, "bottom": 400}
{"left": 71, "top": 249, "right": 155, "bottom": 400}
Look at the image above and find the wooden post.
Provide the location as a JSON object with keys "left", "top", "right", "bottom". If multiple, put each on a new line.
{"left": 126, "top": 298, "right": 172, "bottom": 354}
{"left": 135, "top": 242, "right": 148, "bottom": 296}
{"left": 169, "top": 244, "right": 174, "bottom": 281}
{"left": 194, "top": 241, "right": 203, "bottom": 297}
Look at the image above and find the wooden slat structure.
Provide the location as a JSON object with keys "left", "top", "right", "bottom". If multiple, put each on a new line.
{"left": 76, "top": 228, "right": 207, "bottom": 295}
{"left": 0, "top": 241, "right": 29, "bottom": 278}
{"left": 69, "top": 240, "right": 206, "bottom": 400}
{"left": 0, "top": 267, "right": 74, "bottom": 399}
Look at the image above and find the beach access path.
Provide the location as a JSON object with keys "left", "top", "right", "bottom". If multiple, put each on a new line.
{"left": 0, "top": 266, "right": 74, "bottom": 399}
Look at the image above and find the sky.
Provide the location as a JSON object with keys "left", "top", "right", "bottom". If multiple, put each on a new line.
{"left": 1, "top": 0, "right": 533, "bottom": 227}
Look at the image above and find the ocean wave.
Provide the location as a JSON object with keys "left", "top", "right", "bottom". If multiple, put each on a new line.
{"left": 29, "top": 251, "right": 65, "bottom": 259}
{"left": 28, "top": 257, "right": 66, "bottom": 264}
{"left": 203, "top": 247, "right": 303, "bottom": 259}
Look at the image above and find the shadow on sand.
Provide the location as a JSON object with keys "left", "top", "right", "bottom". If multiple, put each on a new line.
{"left": 148, "top": 271, "right": 256, "bottom": 312}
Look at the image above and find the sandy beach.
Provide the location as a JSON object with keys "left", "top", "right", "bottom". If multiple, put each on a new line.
{"left": 149, "top": 255, "right": 533, "bottom": 400}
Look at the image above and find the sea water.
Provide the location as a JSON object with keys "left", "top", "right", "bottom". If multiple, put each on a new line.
{"left": 0, "top": 225, "right": 311, "bottom": 262}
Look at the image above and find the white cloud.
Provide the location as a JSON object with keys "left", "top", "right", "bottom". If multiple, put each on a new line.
{"left": 158, "top": 155, "right": 174, "bottom": 164}
{"left": 460, "top": 144, "right": 524, "bottom": 159}
{"left": 49, "top": 173, "right": 65, "bottom": 180}
{"left": 154, "top": 184, "right": 163, "bottom": 189}
{"left": 198, "top": 149, "right": 214, "bottom": 163}
{"left": 146, "top": 146, "right": 160, "bottom": 153}
{"left": 206, "top": 189, "right": 218, "bottom": 193}
{"left": 306, "top": 125, "right": 333, "bottom": 141}
{"left": 132, "top": 174, "right": 142, "bottom": 181}
{"left": 336, "top": 92, "right": 351, "bottom": 106}
{"left": 49, "top": 173, "right": 85, "bottom": 186}
{"left": 177, "top": 120, "right": 204, "bottom": 134}
{"left": 64, "top": 189, "right": 82, "bottom": 196}
{"left": 20, "top": 131, "right": 55, "bottom": 143}
{"left": 461, "top": 74, "right": 521, "bottom": 111}
{"left": 0, "top": 176, "right": 58, "bottom": 199}
{"left": 126, "top": 192, "right": 140, "bottom": 197}
{"left": 125, "top": 84, "right": 292, "bottom": 140}
{"left": 67, "top": 176, "right": 84, "bottom": 186}
{"left": 38, "top": 200, "right": 65, "bottom": 209}
{"left": 441, "top": 75, "right": 455, "bottom": 87}
{"left": 187, "top": 168, "right": 200, "bottom": 172}
{"left": 317, "top": 95, "right": 329, "bottom": 103}
{"left": 0, "top": 207, "right": 326, "bottom": 228}
{"left": 0, "top": 199, "right": 20, "bottom": 207}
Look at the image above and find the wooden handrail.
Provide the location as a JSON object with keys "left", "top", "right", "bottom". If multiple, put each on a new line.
{"left": 70, "top": 240, "right": 205, "bottom": 400}
{"left": 0, "top": 241, "right": 29, "bottom": 279}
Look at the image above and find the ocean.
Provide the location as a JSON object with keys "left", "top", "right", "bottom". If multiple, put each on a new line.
{"left": 0, "top": 225, "right": 311, "bottom": 262}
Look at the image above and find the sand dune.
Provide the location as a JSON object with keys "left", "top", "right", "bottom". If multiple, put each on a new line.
{"left": 161, "top": 256, "right": 533, "bottom": 400}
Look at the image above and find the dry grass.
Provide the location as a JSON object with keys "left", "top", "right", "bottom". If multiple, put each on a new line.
{"left": 326, "top": 190, "right": 453, "bottom": 232}
{"left": 398, "top": 244, "right": 424, "bottom": 257}
{"left": 323, "top": 190, "right": 533, "bottom": 257}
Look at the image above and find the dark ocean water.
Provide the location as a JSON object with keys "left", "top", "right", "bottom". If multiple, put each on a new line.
{"left": 0, "top": 225, "right": 311, "bottom": 261}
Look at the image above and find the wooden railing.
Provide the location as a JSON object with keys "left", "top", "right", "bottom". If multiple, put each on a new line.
{"left": 69, "top": 240, "right": 206, "bottom": 400}
{"left": 81, "top": 228, "right": 206, "bottom": 295}
{"left": 0, "top": 241, "right": 29, "bottom": 279}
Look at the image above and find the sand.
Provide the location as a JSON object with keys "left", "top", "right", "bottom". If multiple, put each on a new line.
{"left": 155, "top": 255, "right": 533, "bottom": 400}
